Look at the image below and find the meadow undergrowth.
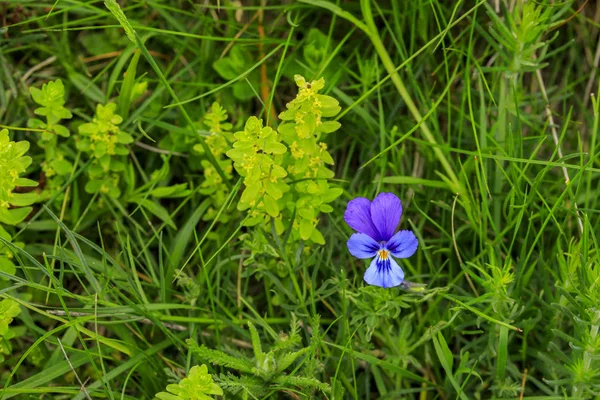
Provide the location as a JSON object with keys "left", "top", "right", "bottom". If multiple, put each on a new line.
{"left": 0, "top": 0, "right": 599, "bottom": 399}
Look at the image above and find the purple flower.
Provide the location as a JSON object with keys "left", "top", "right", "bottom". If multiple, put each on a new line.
{"left": 344, "top": 193, "right": 418, "bottom": 288}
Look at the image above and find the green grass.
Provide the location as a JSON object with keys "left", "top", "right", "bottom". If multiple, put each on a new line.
{"left": 1, "top": 0, "right": 600, "bottom": 398}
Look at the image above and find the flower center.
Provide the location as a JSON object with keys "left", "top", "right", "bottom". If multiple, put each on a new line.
{"left": 378, "top": 249, "right": 390, "bottom": 260}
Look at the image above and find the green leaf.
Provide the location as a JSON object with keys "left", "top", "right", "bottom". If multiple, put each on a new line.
{"left": 150, "top": 186, "right": 176, "bottom": 198}
{"left": 248, "top": 322, "right": 266, "bottom": 367}
{"left": 155, "top": 392, "right": 182, "bottom": 400}
{"left": 53, "top": 124, "right": 70, "bottom": 137}
{"left": 29, "top": 79, "right": 72, "bottom": 125}
{"left": 135, "top": 199, "right": 177, "bottom": 230}
{"left": 316, "top": 95, "right": 339, "bottom": 109}
{"left": 265, "top": 182, "right": 283, "bottom": 200}
{"left": 319, "top": 204, "right": 333, "bottom": 213}
{"left": 0, "top": 225, "right": 10, "bottom": 241}
{"left": 68, "top": 71, "right": 105, "bottom": 103}
{"left": 322, "top": 188, "right": 343, "bottom": 203}
{"left": 117, "top": 131, "right": 134, "bottom": 144}
{"left": 118, "top": 50, "right": 142, "bottom": 120}
{"left": 52, "top": 159, "right": 73, "bottom": 175}
{"left": 14, "top": 178, "right": 38, "bottom": 187}
{"left": 433, "top": 331, "right": 469, "bottom": 400}
{"left": 232, "top": 82, "right": 256, "bottom": 101}
{"left": 0, "top": 298, "right": 21, "bottom": 336}
{"left": 317, "top": 121, "right": 341, "bottom": 134}
{"left": 156, "top": 364, "right": 223, "bottom": 400}
{"left": 380, "top": 176, "right": 449, "bottom": 189}
{"left": 0, "top": 257, "right": 16, "bottom": 280}
{"left": 213, "top": 46, "right": 252, "bottom": 80}
{"left": 264, "top": 141, "right": 287, "bottom": 154}
{"left": 263, "top": 194, "right": 279, "bottom": 217}
{"left": 85, "top": 179, "right": 103, "bottom": 194}
{"left": 310, "top": 228, "right": 325, "bottom": 245}
{"left": 299, "top": 218, "right": 314, "bottom": 241}
{"left": 151, "top": 184, "right": 191, "bottom": 198}
{"left": 277, "top": 123, "right": 296, "bottom": 141}
{"left": 9, "top": 192, "right": 38, "bottom": 207}
{"left": 240, "top": 184, "right": 261, "bottom": 205}
{"left": 0, "top": 207, "right": 32, "bottom": 226}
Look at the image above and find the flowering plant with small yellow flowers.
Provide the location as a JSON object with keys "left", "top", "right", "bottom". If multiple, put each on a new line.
{"left": 77, "top": 102, "right": 134, "bottom": 198}
{"left": 0, "top": 129, "right": 38, "bottom": 278}
{"left": 27, "top": 79, "right": 74, "bottom": 200}
{"left": 226, "top": 75, "right": 342, "bottom": 246}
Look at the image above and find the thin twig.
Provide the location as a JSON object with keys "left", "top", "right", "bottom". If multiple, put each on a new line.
{"left": 583, "top": 16, "right": 600, "bottom": 107}
{"left": 135, "top": 141, "right": 189, "bottom": 157}
{"left": 57, "top": 338, "right": 93, "bottom": 400}
{"left": 519, "top": 368, "right": 528, "bottom": 400}
{"left": 220, "top": 11, "right": 259, "bottom": 59}
{"left": 534, "top": 65, "right": 584, "bottom": 234}
{"left": 80, "top": 49, "right": 169, "bottom": 63}
{"left": 22, "top": 56, "right": 57, "bottom": 83}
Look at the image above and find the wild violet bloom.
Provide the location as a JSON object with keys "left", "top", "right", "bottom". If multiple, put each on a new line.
{"left": 345, "top": 193, "right": 418, "bottom": 288}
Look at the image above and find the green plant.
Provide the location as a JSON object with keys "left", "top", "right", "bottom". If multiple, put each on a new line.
{"left": 549, "top": 239, "right": 600, "bottom": 398}
{"left": 194, "top": 102, "right": 234, "bottom": 222}
{"left": 348, "top": 285, "right": 444, "bottom": 342}
{"left": 0, "top": 298, "right": 21, "bottom": 364}
{"left": 227, "top": 75, "right": 342, "bottom": 245}
{"left": 76, "top": 102, "right": 133, "bottom": 198}
{"left": 27, "top": 79, "right": 73, "bottom": 200}
{"left": 487, "top": 1, "right": 559, "bottom": 78}
{"left": 188, "top": 316, "right": 330, "bottom": 399}
{"left": 213, "top": 46, "right": 260, "bottom": 102}
{"left": 0, "top": 129, "right": 39, "bottom": 225}
{"left": 0, "top": 129, "right": 37, "bottom": 279}
{"left": 276, "top": 75, "right": 343, "bottom": 243}
{"left": 285, "top": 28, "right": 340, "bottom": 83}
{"left": 155, "top": 364, "right": 223, "bottom": 400}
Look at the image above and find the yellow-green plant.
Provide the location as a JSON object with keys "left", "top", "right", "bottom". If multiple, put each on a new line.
{"left": 0, "top": 129, "right": 38, "bottom": 278}
{"left": 27, "top": 79, "right": 73, "bottom": 198}
{"left": 155, "top": 364, "right": 223, "bottom": 400}
{"left": 194, "top": 102, "right": 234, "bottom": 222}
{"left": 0, "top": 298, "right": 21, "bottom": 364}
{"left": 188, "top": 316, "right": 330, "bottom": 398}
{"left": 0, "top": 129, "right": 38, "bottom": 225}
{"left": 226, "top": 75, "right": 342, "bottom": 245}
{"left": 77, "top": 103, "right": 133, "bottom": 198}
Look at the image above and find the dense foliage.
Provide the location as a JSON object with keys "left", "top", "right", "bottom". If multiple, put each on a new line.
{"left": 1, "top": 0, "right": 599, "bottom": 399}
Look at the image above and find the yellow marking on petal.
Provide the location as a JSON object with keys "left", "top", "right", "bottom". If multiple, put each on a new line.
{"left": 378, "top": 249, "right": 389, "bottom": 260}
